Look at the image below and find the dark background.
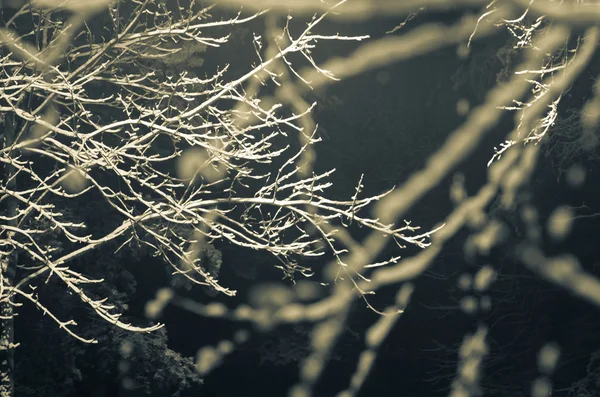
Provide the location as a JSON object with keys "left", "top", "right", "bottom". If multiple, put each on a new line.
{"left": 10, "top": 5, "right": 600, "bottom": 397}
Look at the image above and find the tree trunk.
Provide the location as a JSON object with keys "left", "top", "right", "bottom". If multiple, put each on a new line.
{"left": 0, "top": 113, "right": 18, "bottom": 397}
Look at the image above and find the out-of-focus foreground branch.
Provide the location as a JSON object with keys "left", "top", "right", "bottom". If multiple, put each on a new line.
{"left": 163, "top": 1, "right": 600, "bottom": 397}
